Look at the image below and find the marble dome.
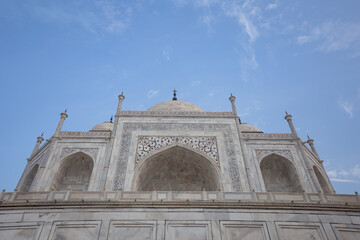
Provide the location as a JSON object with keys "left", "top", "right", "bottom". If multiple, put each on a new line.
{"left": 147, "top": 100, "right": 204, "bottom": 112}
{"left": 90, "top": 122, "right": 113, "bottom": 132}
{"left": 240, "top": 123, "right": 262, "bottom": 133}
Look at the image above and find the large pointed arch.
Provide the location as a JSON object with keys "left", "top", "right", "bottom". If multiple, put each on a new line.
{"left": 21, "top": 164, "right": 39, "bottom": 192}
{"left": 313, "top": 165, "right": 331, "bottom": 193}
{"left": 133, "top": 144, "right": 221, "bottom": 191}
{"left": 260, "top": 153, "right": 303, "bottom": 192}
{"left": 51, "top": 152, "right": 94, "bottom": 191}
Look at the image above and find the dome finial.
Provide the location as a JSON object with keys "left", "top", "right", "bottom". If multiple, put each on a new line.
{"left": 172, "top": 89, "right": 177, "bottom": 101}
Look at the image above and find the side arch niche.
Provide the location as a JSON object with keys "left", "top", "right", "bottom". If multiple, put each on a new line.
{"left": 21, "top": 164, "right": 39, "bottom": 192}
{"left": 313, "top": 166, "right": 331, "bottom": 193}
{"left": 260, "top": 153, "right": 303, "bottom": 192}
{"left": 52, "top": 152, "right": 94, "bottom": 191}
{"left": 134, "top": 145, "right": 221, "bottom": 191}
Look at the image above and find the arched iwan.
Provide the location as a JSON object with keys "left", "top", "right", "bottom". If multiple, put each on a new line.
{"left": 133, "top": 145, "right": 221, "bottom": 191}
{"left": 21, "top": 164, "right": 39, "bottom": 192}
{"left": 313, "top": 165, "right": 331, "bottom": 193}
{"left": 260, "top": 153, "right": 303, "bottom": 192}
{"left": 52, "top": 152, "right": 94, "bottom": 191}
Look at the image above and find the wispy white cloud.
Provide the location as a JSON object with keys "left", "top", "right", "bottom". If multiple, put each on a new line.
{"left": 30, "top": 0, "right": 133, "bottom": 34}
{"left": 221, "top": 1, "right": 262, "bottom": 82}
{"left": 266, "top": 3, "right": 277, "bottom": 10}
{"left": 297, "top": 21, "right": 360, "bottom": 55}
{"left": 339, "top": 170, "right": 350, "bottom": 176}
{"left": 172, "top": 0, "right": 264, "bottom": 82}
{"left": 222, "top": 2, "right": 258, "bottom": 42}
{"left": 173, "top": 0, "right": 219, "bottom": 8}
{"left": 328, "top": 165, "right": 360, "bottom": 184}
{"left": 297, "top": 35, "right": 311, "bottom": 45}
{"left": 327, "top": 170, "right": 337, "bottom": 178}
{"left": 339, "top": 101, "right": 354, "bottom": 118}
{"left": 147, "top": 89, "right": 159, "bottom": 99}
{"left": 351, "top": 165, "right": 360, "bottom": 177}
{"left": 238, "top": 100, "right": 262, "bottom": 117}
{"left": 162, "top": 46, "right": 172, "bottom": 61}
{"left": 191, "top": 81, "right": 201, "bottom": 87}
{"left": 330, "top": 178, "right": 359, "bottom": 183}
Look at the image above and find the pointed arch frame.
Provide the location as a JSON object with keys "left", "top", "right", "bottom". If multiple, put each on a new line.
{"left": 132, "top": 142, "right": 223, "bottom": 191}
{"left": 259, "top": 153, "right": 304, "bottom": 192}
{"left": 51, "top": 151, "right": 95, "bottom": 191}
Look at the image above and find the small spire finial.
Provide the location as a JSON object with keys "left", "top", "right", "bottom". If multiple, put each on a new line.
{"left": 41, "top": 132, "right": 44, "bottom": 137}
{"left": 172, "top": 89, "right": 177, "bottom": 101}
{"left": 285, "top": 110, "right": 288, "bottom": 115}
{"left": 307, "top": 134, "right": 310, "bottom": 140}
{"left": 65, "top": 109, "right": 67, "bottom": 113}
{"left": 110, "top": 116, "right": 113, "bottom": 123}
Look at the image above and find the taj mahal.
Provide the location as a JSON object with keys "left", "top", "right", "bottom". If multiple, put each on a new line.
{"left": 0, "top": 91, "right": 359, "bottom": 240}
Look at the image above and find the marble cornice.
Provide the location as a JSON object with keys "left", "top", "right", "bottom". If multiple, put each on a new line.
{"left": 242, "top": 133, "right": 295, "bottom": 140}
{"left": 118, "top": 110, "right": 235, "bottom": 118}
{"left": 0, "top": 200, "right": 359, "bottom": 212}
{"left": 59, "top": 131, "right": 111, "bottom": 138}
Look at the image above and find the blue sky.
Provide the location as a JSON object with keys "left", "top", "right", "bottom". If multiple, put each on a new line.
{"left": 0, "top": 0, "right": 359, "bottom": 194}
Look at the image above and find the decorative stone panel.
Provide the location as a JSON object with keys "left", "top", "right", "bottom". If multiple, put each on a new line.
{"left": 255, "top": 149, "right": 293, "bottom": 162}
{"left": 136, "top": 136, "right": 219, "bottom": 167}
{"left": 243, "top": 133, "right": 294, "bottom": 140}
{"left": 220, "top": 221, "right": 270, "bottom": 240}
{"left": 60, "top": 147, "right": 99, "bottom": 160}
{"left": 48, "top": 221, "right": 101, "bottom": 240}
{"left": 275, "top": 222, "right": 327, "bottom": 240}
{"left": 108, "top": 221, "right": 157, "bottom": 240}
{"left": 113, "top": 122, "right": 241, "bottom": 191}
{"left": 60, "top": 131, "right": 111, "bottom": 137}
{"left": 166, "top": 221, "right": 212, "bottom": 240}
{"left": 29, "top": 166, "right": 44, "bottom": 192}
{"left": 0, "top": 222, "right": 43, "bottom": 240}
{"left": 119, "top": 110, "right": 234, "bottom": 117}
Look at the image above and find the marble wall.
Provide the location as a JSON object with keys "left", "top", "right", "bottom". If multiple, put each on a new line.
{"left": 0, "top": 206, "right": 359, "bottom": 240}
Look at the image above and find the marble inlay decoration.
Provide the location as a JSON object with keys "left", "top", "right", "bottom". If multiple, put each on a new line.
{"left": 60, "top": 131, "right": 111, "bottom": 137}
{"left": 113, "top": 122, "right": 241, "bottom": 191}
{"left": 60, "top": 147, "right": 99, "bottom": 160}
{"left": 243, "top": 133, "right": 295, "bottom": 140}
{"left": 119, "top": 110, "right": 234, "bottom": 117}
{"left": 255, "top": 149, "right": 293, "bottom": 162}
{"left": 136, "top": 136, "right": 219, "bottom": 167}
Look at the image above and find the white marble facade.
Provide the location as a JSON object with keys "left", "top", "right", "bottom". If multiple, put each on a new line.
{"left": 1, "top": 93, "right": 359, "bottom": 240}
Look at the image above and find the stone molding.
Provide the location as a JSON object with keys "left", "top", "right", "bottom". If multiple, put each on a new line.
{"left": 29, "top": 167, "right": 45, "bottom": 192}
{"left": 119, "top": 110, "right": 235, "bottom": 118}
{"left": 1, "top": 190, "right": 360, "bottom": 211}
{"left": 60, "top": 131, "right": 111, "bottom": 138}
{"left": 59, "top": 147, "right": 99, "bottom": 160}
{"left": 255, "top": 149, "right": 293, "bottom": 162}
{"left": 28, "top": 141, "right": 50, "bottom": 162}
{"left": 243, "top": 133, "right": 295, "bottom": 140}
{"left": 113, "top": 122, "right": 241, "bottom": 191}
{"left": 136, "top": 136, "right": 219, "bottom": 167}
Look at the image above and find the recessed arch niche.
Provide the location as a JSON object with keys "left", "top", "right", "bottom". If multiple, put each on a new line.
{"left": 52, "top": 152, "right": 94, "bottom": 191}
{"left": 260, "top": 153, "right": 303, "bottom": 192}
{"left": 313, "top": 166, "right": 331, "bottom": 193}
{"left": 21, "top": 164, "right": 39, "bottom": 192}
{"left": 134, "top": 145, "right": 220, "bottom": 191}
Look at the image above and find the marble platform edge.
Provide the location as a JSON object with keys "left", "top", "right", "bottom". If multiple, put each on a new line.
{"left": 0, "top": 190, "right": 359, "bottom": 211}
{"left": 1, "top": 200, "right": 360, "bottom": 212}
